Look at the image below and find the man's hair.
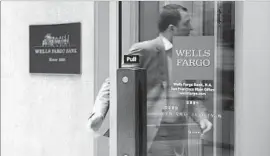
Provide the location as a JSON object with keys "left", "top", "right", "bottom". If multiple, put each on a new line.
{"left": 158, "top": 4, "right": 188, "bottom": 32}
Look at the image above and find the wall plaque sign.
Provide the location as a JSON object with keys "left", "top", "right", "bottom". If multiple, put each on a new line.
{"left": 29, "top": 22, "right": 81, "bottom": 74}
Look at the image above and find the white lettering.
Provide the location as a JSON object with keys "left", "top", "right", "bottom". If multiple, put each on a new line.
{"left": 177, "top": 59, "right": 210, "bottom": 67}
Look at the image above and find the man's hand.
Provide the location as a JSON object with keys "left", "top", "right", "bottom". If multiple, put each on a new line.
{"left": 199, "top": 119, "right": 212, "bottom": 136}
{"left": 87, "top": 113, "right": 104, "bottom": 131}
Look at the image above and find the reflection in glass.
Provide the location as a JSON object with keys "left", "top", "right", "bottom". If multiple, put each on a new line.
{"left": 137, "top": 1, "right": 235, "bottom": 156}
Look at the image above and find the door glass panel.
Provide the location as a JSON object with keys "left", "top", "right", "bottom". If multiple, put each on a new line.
{"left": 120, "top": 1, "right": 235, "bottom": 156}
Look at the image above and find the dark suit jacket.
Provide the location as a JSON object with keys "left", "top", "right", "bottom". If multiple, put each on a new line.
{"left": 90, "top": 36, "right": 208, "bottom": 144}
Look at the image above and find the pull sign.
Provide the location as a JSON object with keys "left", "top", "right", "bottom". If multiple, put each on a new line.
{"left": 124, "top": 55, "right": 139, "bottom": 64}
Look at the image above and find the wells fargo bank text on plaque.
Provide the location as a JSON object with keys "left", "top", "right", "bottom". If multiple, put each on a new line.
{"left": 29, "top": 22, "right": 81, "bottom": 74}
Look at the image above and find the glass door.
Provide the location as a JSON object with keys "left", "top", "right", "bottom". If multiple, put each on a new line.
{"left": 92, "top": 1, "right": 235, "bottom": 156}
{"left": 119, "top": 1, "right": 235, "bottom": 156}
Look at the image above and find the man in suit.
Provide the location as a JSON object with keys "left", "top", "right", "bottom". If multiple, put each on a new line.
{"left": 88, "top": 4, "right": 212, "bottom": 156}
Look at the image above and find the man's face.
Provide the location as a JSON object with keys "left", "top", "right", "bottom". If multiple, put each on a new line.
{"left": 172, "top": 10, "right": 193, "bottom": 36}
